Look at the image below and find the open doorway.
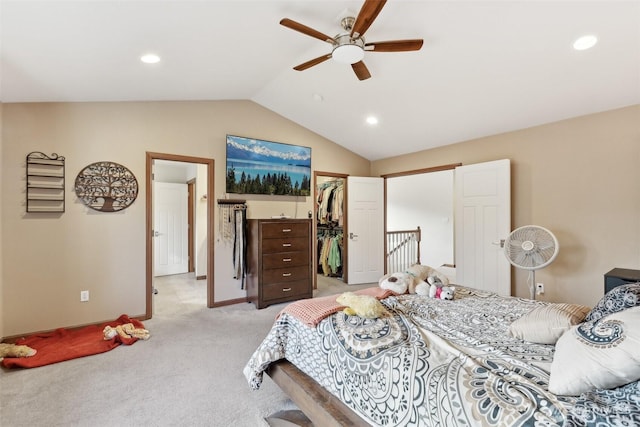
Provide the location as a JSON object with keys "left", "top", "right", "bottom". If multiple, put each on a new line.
{"left": 383, "top": 160, "right": 511, "bottom": 292}
{"left": 383, "top": 163, "right": 460, "bottom": 282}
{"left": 145, "top": 152, "right": 215, "bottom": 319}
{"left": 314, "top": 171, "right": 348, "bottom": 289}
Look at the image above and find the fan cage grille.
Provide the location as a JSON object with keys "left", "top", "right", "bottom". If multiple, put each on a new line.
{"left": 505, "top": 225, "right": 558, "bottom": 270}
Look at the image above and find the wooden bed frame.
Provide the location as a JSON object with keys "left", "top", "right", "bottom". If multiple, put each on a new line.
{"left": 267, "top": 360, "right": 369, "bottom": 426}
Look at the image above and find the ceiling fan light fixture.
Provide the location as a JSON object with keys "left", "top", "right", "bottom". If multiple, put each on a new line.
{"left": 280, "top": 1, "right": 423, "bottom": 80}
{"left": 332, "top": 44, "right": 364, "bottom": 64}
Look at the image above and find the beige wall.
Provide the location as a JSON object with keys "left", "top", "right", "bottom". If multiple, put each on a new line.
{"left": 372, "top": 105, "right": 640, "bottom": 306}
{"left": 1, "top": 101, "right": 370, "bottom": 337}
{"left": 2, "top": 102, "right": 638, "bottom": 337}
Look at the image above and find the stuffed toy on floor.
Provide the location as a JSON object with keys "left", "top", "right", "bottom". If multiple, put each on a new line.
{"left": 0, "top": 343, "right": 37, "bottom": 361}
{"left": 336, "top": 292, "right": 391, "bottom": 319}
{"left": 103, "top": 323, "right": 150, "bottom": 341}
{"left": 379, "top": 264, "right": 450, "bottom": 296}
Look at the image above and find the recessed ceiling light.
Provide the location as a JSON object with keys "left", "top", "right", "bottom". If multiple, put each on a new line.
{"left": 573, "top": 35, "right": 597, "bottom": 51}
{"left": 140, "top": 53, "right": 161, "bottom": 64}
{"left": 366, "top": 116, "right": 378, "bottom": 125}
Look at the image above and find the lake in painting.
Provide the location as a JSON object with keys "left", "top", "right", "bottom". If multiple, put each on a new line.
{"left": 225, "top": 135, "right": 311, "bottom": 196}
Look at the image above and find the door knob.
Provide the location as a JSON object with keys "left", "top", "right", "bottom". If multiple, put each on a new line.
{"left": 492, "top": 239, "right": 505, "bottom": 248}
{"left": 349, "top": 232, "right": 358, "bottom": 239}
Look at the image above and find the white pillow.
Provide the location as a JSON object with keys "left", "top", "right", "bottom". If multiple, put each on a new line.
{"left": 508, "top": 303, "right": 591, "bottom": 344}
{"left": 548, "top": 306, "right": 640, "bottom": 396}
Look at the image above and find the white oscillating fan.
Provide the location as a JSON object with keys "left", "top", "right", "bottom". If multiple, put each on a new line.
{"left": 504, "top": 225, "right": 559, "bottom": 299}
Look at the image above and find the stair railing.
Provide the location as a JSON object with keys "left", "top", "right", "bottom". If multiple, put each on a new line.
{"left": 386, "top": 226, "right": 421, "bottom": 274}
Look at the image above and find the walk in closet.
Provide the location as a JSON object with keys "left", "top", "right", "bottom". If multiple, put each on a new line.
{"left": 314, "top": 172, "right": 347, "bottom": 285}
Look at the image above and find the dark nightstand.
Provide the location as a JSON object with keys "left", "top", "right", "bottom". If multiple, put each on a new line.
{"left": 604, "top": 268, "right": 640, "bottom": 294}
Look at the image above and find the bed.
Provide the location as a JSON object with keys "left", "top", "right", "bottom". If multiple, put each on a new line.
{"left": 244, "top": 283, "right": 640, "bottom": 426}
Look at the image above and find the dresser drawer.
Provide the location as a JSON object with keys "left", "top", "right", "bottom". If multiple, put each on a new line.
{"left": 261, "top": 222, "right": 309, "bottom": 239}
{"left": 262, "top": 279, "right": 310, "bottom": 301}
{"left": 262, "top": 265, "right": 309, "bottom": 284}
{"left": 246, "top": 218, "right": 312, "bottom": 309}
{"left": 262, "top": 250, "right": 309, "bottom": 269}
{"left": 261, "top": 237, "right": 308, "bottom": 254}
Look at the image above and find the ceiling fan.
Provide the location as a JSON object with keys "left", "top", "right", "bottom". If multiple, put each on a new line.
{"left": 280, "top": 0, "right": 424, "bottom": 81}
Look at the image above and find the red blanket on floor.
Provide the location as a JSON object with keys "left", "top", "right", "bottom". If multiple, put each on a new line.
{"left": 1, "top": 314, "right": 145, "bottom": 369}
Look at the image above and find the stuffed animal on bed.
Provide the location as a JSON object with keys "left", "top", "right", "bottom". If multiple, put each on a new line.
{"left": 0, "top": 343, "right": 37, "bottom": 361}
{"left": 379, "top": 264, "right": 450, "bottom": 296}
{"left": 336, "top": 292, "right": 391, "bottom": 319}
{"left": 379, "top": 272, "right": 411, "bottom": 294}
{"left": 429, "top": 284, "right": 456, "bottom": 300}
{"left": 103, "top": 323, "right": 150, "bottom": 341}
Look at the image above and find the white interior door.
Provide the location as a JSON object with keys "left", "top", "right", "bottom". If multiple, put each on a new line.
{"left": 454, "top": 159, "right": 511, "bottom": 295}
{"left": 154, "top": 182, "right": 188, "bottom": 277}
{"left": 347, "top": 176, "right": 384, "bottom": 284}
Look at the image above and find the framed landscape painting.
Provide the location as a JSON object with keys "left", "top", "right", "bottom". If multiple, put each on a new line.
{"left": 225, "top": 135, "right": 311, "bottom": 196}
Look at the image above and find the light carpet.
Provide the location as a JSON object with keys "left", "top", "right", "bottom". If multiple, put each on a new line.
{"left": 0, "top": 274, "right": 373, "bottom": 427}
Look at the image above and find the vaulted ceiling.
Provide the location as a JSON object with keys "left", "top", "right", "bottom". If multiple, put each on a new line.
{"left": 2, "top": 1, "right": 638, "bottom": 160}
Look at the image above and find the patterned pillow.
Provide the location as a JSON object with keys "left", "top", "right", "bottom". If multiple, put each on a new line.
{"left": 548, "top": 306, "right": 640, "bottom": 395}
{"left": 585, "top": 282, "right": 640, "bottom": 322}
{"left": 508, "top": 303, "right": 591, "bottom": 344}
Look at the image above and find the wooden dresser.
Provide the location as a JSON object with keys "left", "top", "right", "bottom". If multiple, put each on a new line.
{"left": 246, "top": 219, "right": 313, "bottom": 309}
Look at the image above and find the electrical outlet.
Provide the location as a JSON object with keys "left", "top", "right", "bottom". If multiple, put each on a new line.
{"left": 80, "top": 290, "right": 89, "bottom": 302}
{"left": 536, "top": 283, "right": 544, "bottom": 295}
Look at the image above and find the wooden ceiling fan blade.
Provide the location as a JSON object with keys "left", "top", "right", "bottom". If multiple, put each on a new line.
{"left": 351, "top": 61, "right": 371, "bottom": 81}
{"left": 280, "top": 18, "right": 334, "bottom": 44}
{"left": 293, "top": 54, "right": 332, "bottom": 71}
{"left": 365, "top": 39, "right": 424, "bottom": 52}
{"left": 351, "top": 0, "right": 387, "bottom": 38}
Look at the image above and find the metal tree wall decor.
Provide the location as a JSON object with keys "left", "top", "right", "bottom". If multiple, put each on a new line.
{"left": 74, "top": 161, "right": 138, "bottom": 212}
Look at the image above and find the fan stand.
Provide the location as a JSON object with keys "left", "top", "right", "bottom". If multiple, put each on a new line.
{"left": 528, "top": 270, "right": 537, "bottom": 300}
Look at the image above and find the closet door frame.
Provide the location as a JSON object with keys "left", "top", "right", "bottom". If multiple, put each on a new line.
{"left": 313, "top": 171, "right": 349, "bottom": 289}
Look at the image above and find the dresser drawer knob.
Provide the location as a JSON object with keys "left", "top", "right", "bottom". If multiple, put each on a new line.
{"left": 282, "top": 272, "right": 292, "bottom": 277}
{"left": 282, "top": 243, "right": 292, "bottom": 247}
{"left": 283, "top": 258, "right": 292, "bottom": 262}
{"left": 282, "top": 287, "right": 292, "bottom": 292}
{"left": 282, "top": 228, "right": 292, "bottom": 233}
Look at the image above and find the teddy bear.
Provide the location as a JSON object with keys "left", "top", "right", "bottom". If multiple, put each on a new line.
{"left": 428, "top": 284, "right": 456, "bottom": 300}
{"left": 336, "top": 292, "right": 391, "bottom": 319}
{"left": 103, "top": 323, "right": 150, "bottom": 341}
{"left": 379, "top": 264, "right": 450, "bottom": 296}
{"left": 0, "top": 343, "right": 37, "bottom": 361}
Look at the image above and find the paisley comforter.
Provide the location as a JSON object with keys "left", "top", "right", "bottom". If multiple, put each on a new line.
{"left": 244, "top": 286, "right": 640, "bottom": 426}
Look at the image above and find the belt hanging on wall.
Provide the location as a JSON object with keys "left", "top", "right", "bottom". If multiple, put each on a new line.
{"left": 218, "top": 198, "right": 246, "bottom": 243}
{"left": 218, "top": 199, "right": 247, "bottom": 288}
